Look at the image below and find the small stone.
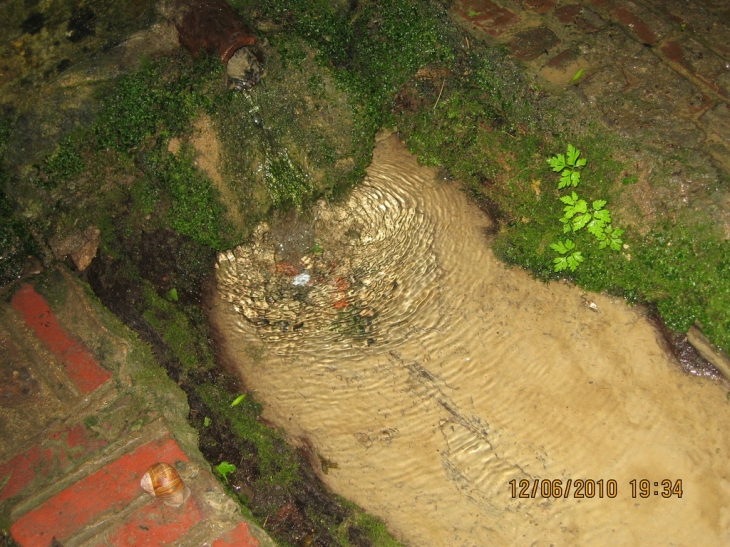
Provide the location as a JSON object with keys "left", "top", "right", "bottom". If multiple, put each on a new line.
{"left": 49, "top": 225, "right": 100, "bottom": 271}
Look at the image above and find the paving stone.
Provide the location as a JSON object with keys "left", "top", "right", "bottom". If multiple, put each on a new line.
{"left": 700, "top": 102, "right": 730, "bottom": 141}
{"left": 552, "top": 4, "right": 606, "bottom": 33}
{"left": 516, "top": 0, "right": 555, "bottom": 14}
{"left": 660, "top": 37, "right": 730, "bottom": 98}
{"left": 590, "top": 0, "right": 673, "bottom": 46}
{"left": 452, "top": 0, "right": 520, "bottom": 38}
{"left": 643, "top": 0, "right": 730, "bottom": 58}
{"left": 546, "top": 48, "right": 578, "bottom": 69}
{"left": 579, "top": 65, "right": 628, "bottom": 103}
{"left": 509, "top": 26, "right": 561, "bottom": 60}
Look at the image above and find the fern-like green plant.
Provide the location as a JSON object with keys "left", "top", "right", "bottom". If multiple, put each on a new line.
{"left": 547, "top": 145, "right": 624, "bottom": 273}
{"left": 547, "top": 144, "right": 586, "bottom": 189}
{"left": 550, "top": 239, "right": 584, "bottom": 272}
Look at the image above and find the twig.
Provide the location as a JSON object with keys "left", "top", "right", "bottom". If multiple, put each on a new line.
{"left": 433, "top": 79, "right": 446, "bottom": 111}
{"left": 465, "top": 36, "right": 470, "bottom": 49}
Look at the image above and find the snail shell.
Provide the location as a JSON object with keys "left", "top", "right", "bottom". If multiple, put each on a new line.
{"left": 140, "top": 462, "right": 190, "bottom": 507}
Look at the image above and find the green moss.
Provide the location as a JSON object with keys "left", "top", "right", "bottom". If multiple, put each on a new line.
{"left": 146, "top": 144, "right": 231, "bottom": 249}
{"left": 93, "top": 54, "right": 221, "bottom": 153}
{"left": 141, "top": 283, "right": 216, "bottom": 373}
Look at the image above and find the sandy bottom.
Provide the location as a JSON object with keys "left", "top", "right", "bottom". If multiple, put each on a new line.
{"left": 212, "top": 134, "right": 730, "bottom": 547}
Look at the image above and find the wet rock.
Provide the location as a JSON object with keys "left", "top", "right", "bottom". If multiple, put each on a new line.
{"left": 509, "top": 26, "right": 561, "bottom": 61}
{"left": 49, "top": 225, "right": 100, "bottom": 272}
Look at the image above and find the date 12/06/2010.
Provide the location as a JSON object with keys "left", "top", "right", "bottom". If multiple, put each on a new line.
{"left": 509, "top": 479, "right": 683, "bottom": 499}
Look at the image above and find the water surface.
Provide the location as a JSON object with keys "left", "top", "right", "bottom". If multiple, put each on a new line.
{"left": 213, "top": 134, "right": 730, "bottom": 546}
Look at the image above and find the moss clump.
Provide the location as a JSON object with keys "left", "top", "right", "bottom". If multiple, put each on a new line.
{"left": 146, "top": 144, "right": 230, "bottom": 249}
{"left": 93, "top": 55, "right": 221, "bottom": 153}
{"left": 141, "top": 283, "right": 216, "bottom": 373}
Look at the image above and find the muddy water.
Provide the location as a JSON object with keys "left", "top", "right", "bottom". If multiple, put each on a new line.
{"left": 212, "top": 134, "right": 730, "bottom": 546}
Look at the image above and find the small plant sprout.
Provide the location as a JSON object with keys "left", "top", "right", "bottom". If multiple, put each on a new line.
{"left": 550, "top": 239, "right": 584, "bottom": 272}
{"left": 215, "top": 461, "right": 236, "bottom": 482}
{"left": 203, "top": 416, "right": 211, "bottom": 427}
{"left": 547, "top": 144, "right": 586, "bottom": 189}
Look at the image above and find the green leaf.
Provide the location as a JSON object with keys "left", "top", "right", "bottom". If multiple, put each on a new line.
{"left": 622, "top": 175, "right": 638, "bottom": 185}
{"left": 230, "top": 394, "right": 246, "bottom": 407}
{"left": 554, "top": 256, "right": 568, "bottom": 272}
{"left": 203, "top": 416, "right": 211, "bottom": 427}
{"left": 550, "top": 241, "right": 568, "bottom": 254}
{"left": 216, "top": 461, "right": 236, "bottom": 482}
{"left": 575, "top": 158, "right": 587, "bottom": 167}
{"left": 571, "top": 69, "right": 584, "bottom": 83}
{"left": 592, "top": 199, "right": 607, "bottom": 210}
{"left": 574, "top": 199, "right": 587, "bottom": 213}
{"left": 593, "top": 209, "right": 611, "bottom": 223}
{"left": 570, "top": 171, "right": 581, "bottom": 187}
{"left": 564, "top": 239, "right": 576, "bottom": 251}
{"left": 567, "top": 252, "right": 584, "bottom": 271}
{"left": 559, "top": 171, "right": 572, "bottom": 189}
{"left": 572, "top": 212, "right": 591, "bottom": 231}
{"left": 548, "top": 154, "right": 566, "bottom": 172}
{"left": 560, "top": 193, "right": 577, "bottom": 205}
{"left": 588, "top": 222, "right": 606, "bottom": 239}
{"left": 165, "top": 288, "right": 178, "bottom": 302}
{"left": 566, "top": 144, "right": 581, "bottom": 166}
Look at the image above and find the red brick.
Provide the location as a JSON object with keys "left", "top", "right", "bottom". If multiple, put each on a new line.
{"left": 0, "top": 446, "right": 53, "bottom": 503}
{"left": 66, "top": 424, "right": 107, "bottom": 457}
{"left": 11, "top": 284, "right": 111, "bottom": 394}
{"left": 10, "top": 437, "right": 189, "bottom": 547}
{"left": 553, "top": 5, "right": 604, "bottom": 33}
{"left": 100, "top": 498, "right": 202, "bottom": 547}
{"left": 554, "top": 4, "right": 581, "bottom": 23}
{"left": 452, "top": 0, "right": 519, "bottom": 38}
{"left": 613, "top": 7, "right": 656, "bottom": 44}
{"left": 212, "top": 522, "right": 260, "bottom": 547}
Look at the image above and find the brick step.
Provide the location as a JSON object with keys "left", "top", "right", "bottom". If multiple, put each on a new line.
{"left": 10, "top": 284, "right": 112, "bottom": 395}
{"left": 3, "top": 273, "right": 270, "bottom": 547}
{"left": 9, "top": 425, "right": 260, "bottom": 547}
